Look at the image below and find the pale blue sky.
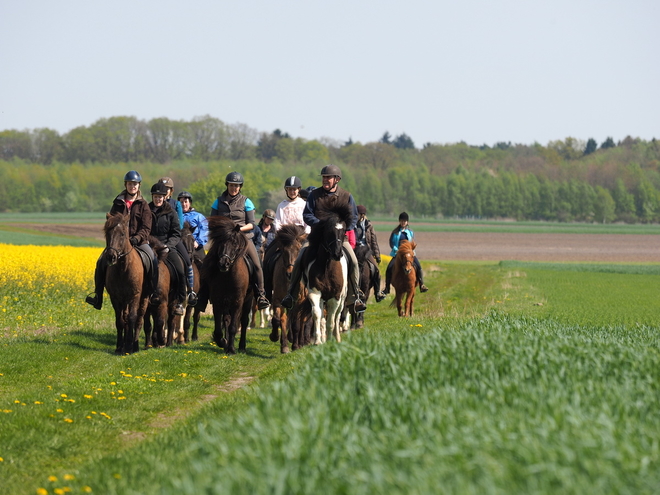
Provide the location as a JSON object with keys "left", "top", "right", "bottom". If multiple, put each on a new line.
{"left": 1, "top": 0, "right": 657, "bottom": 147}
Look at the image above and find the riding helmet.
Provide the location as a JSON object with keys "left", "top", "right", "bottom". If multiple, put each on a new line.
{"left": 159, "top": 177, "right": 174, "bottom": 189}
{"left": 284, "top": 176, "right": 302, "bottom": 189}
{"left": 124, "top": 170, "right": 142, "bottom": 183}
{"left": 150, "top": 182, "right": 170, "bottom": 196}
{"left": 225, "top": 171, "right": 244, "bottom": 185}
{"left": 320, "top": 164, "right": 342, "bottom": 179}
{"left": 264, "top": 209, "right": 276, "bottom": 220}
{"left": 399, "top": 212, "right": 409, "bottom": 221}
{"left": 357, "top": 205, "right": 367, "bottom": 215}
{"left": 177, "top": 191, "right": 193, "bottom": 202}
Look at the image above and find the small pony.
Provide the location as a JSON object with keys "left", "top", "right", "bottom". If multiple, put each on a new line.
{"left": 390, "top": 240, "right": 417, "bottom": 317}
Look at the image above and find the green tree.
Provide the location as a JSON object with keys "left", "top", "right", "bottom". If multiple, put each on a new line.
{"left": 600, "top": 137, "right": 616, "bottom": 149}
{"left": 593, "top": 186, "right": 616, "bottom": 223}
{"left": 392, "top": 133, "right": 415, "bottom": 149}
{"left": 583, "top": 138, "right": 597, "bottom": 156}
{"left": 379, "top": 131, "right": 391, "bottom": 145}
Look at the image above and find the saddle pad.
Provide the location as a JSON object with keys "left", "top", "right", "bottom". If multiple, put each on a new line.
{"left": 135, "top": 245, "right": 152, "bottom": 275}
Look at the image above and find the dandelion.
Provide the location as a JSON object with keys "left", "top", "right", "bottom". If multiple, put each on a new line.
{"left": 48, "top": 475, "right": 58, "bottom": 482}
{"left": 60, "top": 394, "right": 67, "bottom": 398}
{"left": 113, "top": 473, "right": 121, "bottom": 479}
{"left": 64, "top": 418, "right": 73, "bottom": 423}
{"left": 63, "top": 474, "right": 75, "bottom": 481}
{"left": 36, "top": 488, "right": 48, "bottom": 495}
{"left": 35, "top": 401, "right": 44, "bottom": 405}
{"left": 56, "top": 409, "right": 63, "bottom": 413}
{"left": 83, "top": 395, "right": 93, "bottom": 399}
{"left": 82, "top": 487, "right": 93, "bottom": 493}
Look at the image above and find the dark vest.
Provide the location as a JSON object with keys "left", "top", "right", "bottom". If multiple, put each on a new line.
{"left": 215, "top": 192, "right": 253, "bottom": 239}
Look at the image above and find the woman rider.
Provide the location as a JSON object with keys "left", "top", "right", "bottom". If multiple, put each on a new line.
{"left": 85, "top": 170, "right": 157, "bottom": 310}
{"left": 158, "top": 177, "right": 197, "bottom": 306}
{"left": 149, "top": 182, "right": 187, "bottom": 315}
{"left": 383, "top": 211, "right": 429, "bottom": 294}
{"left": 210, "top": 171, "right": 270, "bottom": 310}
{"left": 177, "top": 190, "right": 208, "bottom": 261}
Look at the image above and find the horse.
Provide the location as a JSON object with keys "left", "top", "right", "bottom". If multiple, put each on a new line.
{"left": 178, "top": 222, "right": 203, "bottom": 343}
{"left": 390, "top": 240, "right": 417, "bottom": 317}
{"left": 249, "top": 235, "right": 271, "bottom": 330}
{"left": 143, "top": 236, "right": 179, "bottom": 348}
{"left": 102, "top": 213, "right": 150, "bottom": 354}
{"left": 304, "top": 204, "right": 351, "bottom": 345}
{"left": 201, "top": 216, "right": 253, "bottom": 354}
{"left": 267, "top": 224, "right": 307, "bottom": 353}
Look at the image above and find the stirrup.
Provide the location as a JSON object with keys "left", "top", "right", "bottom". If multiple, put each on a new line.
{"left": 375, "top": 291, "right": 386, "bottom": 303}
{"left": 281, "top": 294, "right": 294, "bottom": 310}
{"left": 420, "top": 284, "right": 429, "bottom": 293}
{"left": 85, "top": 293, "right": 102, "bottom": 310}
{"left": 187, "top": 291, "right": 198, "bottom": 306}
{"left": 257, "top": 295, "right": 270, "bottom": 310}
{"left": 353, "top": 298, "right": 366, "bottom": 313}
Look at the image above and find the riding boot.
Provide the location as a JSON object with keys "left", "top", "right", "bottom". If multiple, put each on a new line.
{"left": 85, "top": 255, "right": 106, "bottom": 310}
{"left": 414, "top": 257, "right": 429, "bottom": 292}
{"left": 186, "top": 265, "right": 197, "bottom": 305}
{"left": 383, "top": 259, "right": 394, "bottom": 295}
{"left": 371, "top": 261, "right": 386, "bottom": 302}
{"left": 255, "top": 285, "right": 270, "bottom": 310}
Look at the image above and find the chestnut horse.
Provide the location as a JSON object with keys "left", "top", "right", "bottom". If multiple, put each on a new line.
{"left": 268, "top": 224, "right": 307, "bottom": 353}
{"left": 201, "top": 216, "right": 253, "bottom": 354}
{"left": 304, "top": 205, "right": 351, "bottom": 345}
{"left": 390, "top": 240, "right": 417, "bottom": 317}
{"left": 103, "top": 213, "right": 149, "bottom": 354}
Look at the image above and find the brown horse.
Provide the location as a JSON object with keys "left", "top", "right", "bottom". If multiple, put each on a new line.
{"left": 143, "top": 236, "right": 180, "bottom": 348}
{"left": 201, "top": 216, "right": 253, "bottom": 354}
{"left": 178, "top": 222, "right": 203, "bottom": 343}
{"left": 267, "top": 224, "right": 307, "bottom": 353}
{"left": 103, "top": 213, "right": 150, "bottom": 354}
{"left": 348, "top": 244, "right": 380, "bottom": 329}
{"left": 390, "top": 240, "right": 417, "bottom": 317}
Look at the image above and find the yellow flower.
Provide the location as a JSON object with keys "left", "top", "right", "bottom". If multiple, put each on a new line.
{"left": 56, "top": 409, "right": 64, "bottom": 413}
{"left": 63, "top": 474, "right": 75, "bottom": 481}
{"left": 36, "top": 488, "right": 48, "bottom": 495}
{"left": 48, "top": 475, "right": 58, "bottom": 482}
{"left": 64, "top": 418, "right": 73, "bottom": 423}
{"left": 82, "top": 487, "right": 93, "bottom": 493}
{"left": 83, "top": 395, "right": 93, "bottom": 399}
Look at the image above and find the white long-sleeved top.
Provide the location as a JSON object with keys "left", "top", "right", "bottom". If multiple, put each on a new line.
{"left": 274, "top": 196, "right": 310, "bottom": 233}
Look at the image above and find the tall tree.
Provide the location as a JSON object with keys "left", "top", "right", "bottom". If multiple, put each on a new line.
{"left": 583, "top": 138, "right": 597, "bottom": 155}
{"left": 600, "top": 137, "right": 616, "bottom": 149}
{"left": 393, "top": 133, "right": 415, "bottom": 149}
{"left": 379, "top": 131, "right": 391, "bottom": 145}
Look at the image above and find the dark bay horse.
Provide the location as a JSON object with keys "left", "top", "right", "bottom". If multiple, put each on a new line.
{"left": 268, "top": 224, "right": 307, "bottom": 353}
{"left": 103, "top": 213, "right": 149, "bottom": 354}
{"left": 201, "top": 216, "right": 252, "bottom": 354}
{"left": 179, "top": 222, "right": 202, "bottom": 343}
{"left": 304, "top": 204, "right": 351, "bottom": 344}
{"left": 391, "top": 240, "right": 417, "bottom": 317}
{"left": 349, "top": 244, "right": 380, "bottom": 329}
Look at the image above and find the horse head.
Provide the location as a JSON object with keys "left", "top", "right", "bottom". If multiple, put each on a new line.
{"left": 309, "top": 203, "right": 352, "bottom": 262}
{"left": 104, "top": 213, "right": 131, "bottom": 266}
{"left": 397, "top": 240, "right": 417, "bottom": 274}
{"left": 181, "top": 221, "right": 196, "bottom": 260}
{"left": 276, "top": 224, "right": 307, "bottom": 278}
{"left": 206, "top": 216, "right": 247, "bottom": 273}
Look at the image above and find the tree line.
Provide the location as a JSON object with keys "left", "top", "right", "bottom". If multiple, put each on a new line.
{"left": 0, "top": 116, "right": 658, "bottom": 223}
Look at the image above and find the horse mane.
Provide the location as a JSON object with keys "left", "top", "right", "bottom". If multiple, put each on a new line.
{"left": 307, "top": 203, "right": 352, "bottom": 246}
{"left": 104, "top": 212, "right": 127, "bottom": 234}
{"left": 275, "top": 224, "right": 306, "bottom": 249}
{"left": 203, "top": 216, "right": 248, "bottom": 279}
{"left": 397, "top": 240, "right": 417, "bottom": 257}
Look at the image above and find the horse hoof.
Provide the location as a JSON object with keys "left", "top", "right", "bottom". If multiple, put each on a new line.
{"left": 281, "top": 347, "right": 290, "bottom": 354}
{"left": 269, "top": 332, "right": 279, "bottom": 342}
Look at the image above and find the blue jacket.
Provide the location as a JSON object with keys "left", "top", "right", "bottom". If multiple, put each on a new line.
{"left": 182, "top": 208, "right": 209, "bottom": 248}
{"left": 389, "top": 226, "right": 414, "bottom": 257}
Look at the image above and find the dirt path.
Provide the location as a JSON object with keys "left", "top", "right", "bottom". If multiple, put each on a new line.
{"left": 22, "top": 223, "right": 660, "bottom": 263}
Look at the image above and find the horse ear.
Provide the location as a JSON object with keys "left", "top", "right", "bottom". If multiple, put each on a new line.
{"left": 106, "top": 213, "right": 111, "bottom": 219}
{"left": 234, "top": 224, "right": 241, "bottom": 233}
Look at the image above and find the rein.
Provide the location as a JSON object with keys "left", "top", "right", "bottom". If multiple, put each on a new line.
{"left": 106, "top": 245, "right": 132, "bottom": 261}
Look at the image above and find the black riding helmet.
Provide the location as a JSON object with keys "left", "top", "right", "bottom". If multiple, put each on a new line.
{"left": 284, "top": 176, "right": 302, "bottom": 189}
{"left": 151, "top": 182, "right": 169, "bottom": 196}
{"left": 225, "top": 171, "right": 244, "bottom": 185}
{"left": 177, "top": 191, "right": 193, "bottom": 203}
{"left": 320, "top": 164, "right": 341, "bottom": 179}
{"left": 124, "top": 170, "right": 142, "bottom": 183}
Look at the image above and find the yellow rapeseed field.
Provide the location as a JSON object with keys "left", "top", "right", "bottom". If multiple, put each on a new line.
{"left": 0, "top": 244, "right": 100, "bottom": 291}
{"left": 0, "top": 244, "right": 102, "bottom": 331}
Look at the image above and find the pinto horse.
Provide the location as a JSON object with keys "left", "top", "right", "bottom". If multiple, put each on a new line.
{"left": 390, "top": 240, "right": 417, "bottom": 317}
{"left": 103, "top": 213, "right": 150, "bottom": 354}
{"left": 304, "top": 204, "right": 351, "bottom": 345}
{"left": 268, "top": 224, "right": 307, "bottom": 353}
{"left": 201, "top": 216, "right": 253, "bottom": 354}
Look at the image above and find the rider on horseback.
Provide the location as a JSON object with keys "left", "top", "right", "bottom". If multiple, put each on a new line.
{"left": 383, "top": 212, "right": 429, "bottom": 294}
{"left": 85, "top": 170, "right": 157, "bottom": 310}
{"left": 210, "top": 171, "right": 271, "bottom": 310}
{"left": 149, "top": 182, "right": 188, "bottom": 315}
{"left": 158, "top": 177, "right": 197, "bottom": 307}
{"left": 355, "top": 205, "right": 386, "bottom": 302}
{"left": 280, "top": 165, "right": 367, "bottom": 313}
{"left": 177, "top": 191, "right": 208, "bottom": 261}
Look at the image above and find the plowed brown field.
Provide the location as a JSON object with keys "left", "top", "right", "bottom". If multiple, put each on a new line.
{"left": 26, "top": 223, "right": 660, "bottom": 263}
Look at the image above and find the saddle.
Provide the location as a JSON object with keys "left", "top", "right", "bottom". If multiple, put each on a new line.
{"left": 135, "top": 244, "right": 153, "bottom": 276}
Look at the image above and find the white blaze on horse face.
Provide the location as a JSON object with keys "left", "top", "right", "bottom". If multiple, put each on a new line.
{"left": 335, "top": 223, "right": 343, "bottom": 230}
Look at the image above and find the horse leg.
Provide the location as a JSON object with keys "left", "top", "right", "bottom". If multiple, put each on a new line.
{"left": 192, "top": 307, "right": 201, "bottom": 341}
{"left": 326, "top": 299, "right": 342, "bottom": 343}
{"left": 280, "top": 311, "right": 290, "bottom": 354}
{"left": 212, "top": 308, "right": 227, "bottom": 349}
{"left": 308, "top": 292, "right": 324, "bottom": 345}
{"left": 128, "top": 302, "right": 142, "bottom": 353}
{"left": 396, "top": 292, "right": 404, "bottom": 317}
{"left": 270, "top": 306, "right": 281, "bottom": 342}
{"left": 114, "top": 306, "right": 124, "bottom": 355}
{"left": 407, "top": 290, "right": 415, "bottom": 317}
{"left": 183, "top": 306, "right": 192, "bottom": 343}
{"left": 143, "top": 308, "right": 153, "bottom": 349}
